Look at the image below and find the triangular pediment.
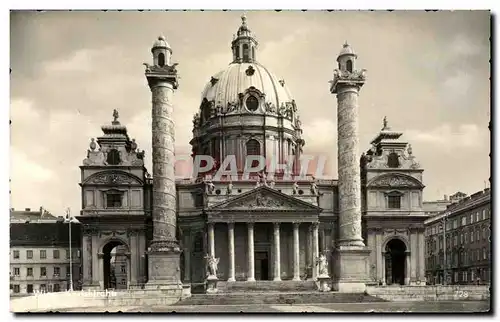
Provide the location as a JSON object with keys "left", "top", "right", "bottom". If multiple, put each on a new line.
{"left": 208, "top": 186, "right": 320, "bottom": 212}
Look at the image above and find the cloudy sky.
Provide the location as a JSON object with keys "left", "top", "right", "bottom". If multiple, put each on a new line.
{"left": 10, "top": 10, "right": 490, "bottom": 216}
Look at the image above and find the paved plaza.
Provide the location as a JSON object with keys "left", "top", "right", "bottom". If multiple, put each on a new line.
{"left": 36, "top": 301, "right": 490, "bottom": 313}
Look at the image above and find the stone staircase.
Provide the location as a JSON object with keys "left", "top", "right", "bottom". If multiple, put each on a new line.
{"left": 219, "top": 280, "right": 318, "bottom": 293}
{"left": 177, "top": 281, "right": 385, "bottom": 306}
{"left": 175, "top": 291, "right": 386, "bottom": 306}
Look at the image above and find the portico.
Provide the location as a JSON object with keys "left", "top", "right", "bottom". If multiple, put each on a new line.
{"left": 205, "top": 186, "right": 321, "bottom": 282}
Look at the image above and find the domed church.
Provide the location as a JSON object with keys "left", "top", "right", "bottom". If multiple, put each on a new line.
{"left": 77, "top": 15, "right": 429, "bottom": 294}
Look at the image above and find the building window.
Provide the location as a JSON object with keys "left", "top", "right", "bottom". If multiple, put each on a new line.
{"left": 476, "top": 249, "right": 480, "bottom": 261}
{"left": 120, "top": 279, "right": 127, "bottom": 286}
{"left": 158, "top": 53, "right": 165, "bottom": 67}
{"left": 13, "top": 267, "right": 20, "bottom": 276}
{"left": 461, "top": 216, "right": 466, "bottom": 226}
{"left": 242, "top": 43, "right": 250, "bottom": 61}
{"left": 121, "top": 265, "right": 126, "bottom": 274}
{"left": 40, "top": 250, "right": 46, "bottom": 259}
{"left": 246, "top": 139, "right": 260, "bottom": 156}
{"left": 27, "top": 284, "right": 33, "bottom": 294}
{"left": 54, "top": 267, "right": 60, "bottom": 277}
{"left": 346, "top": 59, "right": 353, "bottom": 72}
{"left": 13, "top": 250, "right": 19, "bottom": 259}
{"left": 476, "top": 212, "right": 480, "bottom": 222}
{"left": 40, "top": 284, "right": 47, "bottom": 293}
{"left": 453, "top": 235, "right": 457, "bottom": 246}
{"left": 66, "top": 265, "right": 71, "bottom": 276}
{"left": 464, "top": 232, "right": 468, "bottom": 244}
{"left": 27, "top": 268, "right": 33, "bottom": 277}
{"left": 40, "top": 267, "right": 46, "bottom": 277}
{"left": 245, "top": 95, "right": 259, "bottom": 112}
{"left": 387, "top": 195, "right": 401, "bottom": 209}
{"left": 476, "top": 230, "right": 480, "bottom": 241}
{"left": 482, "top": 209, "right": 486, "bottom": 221}
{"left": 387, "top": 153, "right": 400, "bottom": 168}
{"left": 27, "top": 250, "right": 33, "bottom": 259}
{"left": 470, "top": 230, "right": 474, "bottom": 243}
{"left": 483, "top": 248, "right": 487, "bottom": 260}
{"left": 53, "top": 250, "right": 60, "bottom": 259}
{"left": 453, "top": 220, "right": 457, "bottom": 229}
{"left": 66, "top": 250, "right": 70, "bottom": 260}
{"left": 106, "top": 149, "right": 121, "bottom": 165}
{"left": 106, "top": 192, "right": 123, "bottom": 208}
{"left": 470, "top": 213, "right": 474, "bottom": 224}
{"left": 53, "top": 284, "right": 60, "bottom": 292}
{"left": 482, "top": 227, "right": 487, "bottom": 240}
{"left": 13, "top": 285, "right": 20, "bottom": 293}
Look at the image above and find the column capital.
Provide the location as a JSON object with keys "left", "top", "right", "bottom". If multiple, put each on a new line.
{"left": 311, "top": 221, "right": 319, "bottom": 229}
{"left": 208, "top": 222, "right": 215, "bottom": 228}
{"left": 293, "top": 222, "right": 301, "bottom": 228}
{"left": 273, "top": 222, "right": 281, "bottom": 229}
{"left": 227, "top": 221, "right": 235, "bottom": 229}
{"left": 247, "top": 221, "right": 254, "bottom": 228}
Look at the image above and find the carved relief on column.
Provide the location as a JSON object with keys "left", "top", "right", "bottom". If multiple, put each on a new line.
{"left": 227, "top": 222, "right": 235, "bottom": 282}
{"left": 336, "top": 87, "right": 364, "bottom": 247}
{"left": 151, "top": 82, "right": 178, "bottom": 248}
{"left": 293, "top": 222, "right": 301, "bottom": 281}
{"left": 82, "top": 227, "right": 93, "bottom": 284}
{"left": 273, "top": 222, "right": 281, "bottom": 281}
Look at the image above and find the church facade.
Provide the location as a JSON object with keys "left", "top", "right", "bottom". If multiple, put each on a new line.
{"left": 77, "top": 16, "right": 429, "bottom": 292}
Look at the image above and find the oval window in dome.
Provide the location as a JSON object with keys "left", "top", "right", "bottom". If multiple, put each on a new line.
{"left": 246, "top": 95, "right": 259, "bottom": 112}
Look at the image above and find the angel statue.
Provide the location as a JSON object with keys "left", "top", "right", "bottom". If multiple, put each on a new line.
{"left": 316, "top": 253, "right": 329, "bottom": 276}
{"left": 205, "top": 254, "right": 220, "bottom": 278}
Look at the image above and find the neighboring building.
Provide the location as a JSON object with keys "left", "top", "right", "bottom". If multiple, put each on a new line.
{"left": 424, "top": 188, "right": 491, "bottom": 285}
{"left": 76, "top": 15, "right": 430, "bottom": 292}
{"left": 423, "top": 196, "right": 452, "bottom": 217}
{"left": 111, "top": 245, "right": 128, "bottom": 290}
{"left": 10, "top": 208, "right": 82, "bottom": 295}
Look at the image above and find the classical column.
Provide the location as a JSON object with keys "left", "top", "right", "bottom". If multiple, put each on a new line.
{"left": 129, "top": 231, "right": 138, "bottom": 285}
{"left": 91, "top": 233, "right": 99, "bottom": 288}
{"left": 82, "top": 233, "right": 91, "bottom": 287}
{"left": 312, "top": 222, "right": 319, "bottom": 280}
{"left": 145, "top": 36, "right": 182, "bottom": 287}
{"left": 381, "top": 251, "right": 386, "bottom": 285}
{"left": 228, "top": 222, "right": 236, "bottom": 282}
{"left": 330, "top": 42, "right": 371, "bottom": 293}
{"left": 375, "top": 232, "right": 382, "bottom": 282}
{"left": 418, "top": 232, "right": 426, "bottom": 284}
{"left": 410, "top": 231, "right": 417, "bottom": 284}
{"left": 273, "top": 222, "right": 281, "bottom": 281}
{"left": 247, "top": 222, "right": 255, "bottom": 281}
{"left": 293, "top": 222, "right": 301, "bottom": 281}
{"left": 405, "top": 251, "right": 411, "bottom": 285}
{"left": 208, "top": 222, "right": 215, "bottom": 258}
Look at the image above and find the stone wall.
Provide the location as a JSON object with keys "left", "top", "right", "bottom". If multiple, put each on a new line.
{"left": 366, "top": 285, "right": 490, "bottom": 302}
{"left": 10, "top": 287, "right": 191, "bottom": 312}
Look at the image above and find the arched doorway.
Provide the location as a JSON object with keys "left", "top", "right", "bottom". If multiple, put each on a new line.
{"left": 102, "top": 240, "right": 129, "bottom": 290}
{"left": 385, "top": 238, "right": 406, "bottom": 285}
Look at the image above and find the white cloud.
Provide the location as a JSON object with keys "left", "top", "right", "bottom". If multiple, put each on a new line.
{"left": 406, "top": 123, "right": 488, "bottom": 149}
{"left": 10, "top": 148, "right": 53, "bottom": 183}
{"left": 42, "top": 49, "right": 96, "bottom": 73}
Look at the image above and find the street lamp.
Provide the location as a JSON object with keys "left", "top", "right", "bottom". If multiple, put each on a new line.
{"left": 64, "top": 208, "right": 77, "bottom": 292}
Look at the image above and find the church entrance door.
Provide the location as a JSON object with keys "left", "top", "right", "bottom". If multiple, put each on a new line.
{"left": 385, "top": 238, "right": 406, "bottom": 285}
{"left": 255, "top": 251, "right": 270, "bottom": 281}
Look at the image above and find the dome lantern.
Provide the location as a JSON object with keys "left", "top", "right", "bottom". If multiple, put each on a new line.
{"left": 231, "top": 14, "right": 259, "bottom": 63}
{"left": 336, "top": 41, "right": 358, "bottom": 73}
{"left": 151, "top": 35, "right": 172, "bottom": 67}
